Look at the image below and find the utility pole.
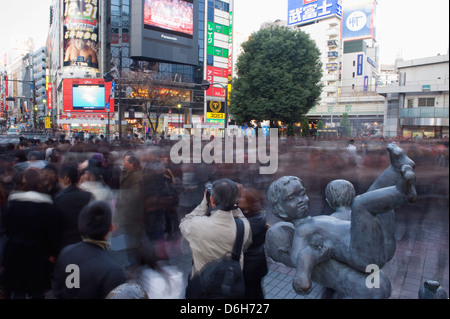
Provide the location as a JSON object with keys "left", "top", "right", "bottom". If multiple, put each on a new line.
{"left": 32, "top": 79, "right": 37, "bottom": 131}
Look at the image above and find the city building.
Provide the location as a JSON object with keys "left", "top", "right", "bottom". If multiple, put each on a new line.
{"left": 42, "top": 0, "right": 235, "bottom": 139}
{"left": 284, "top": 0, "right": 385, "bottom": 137}
{"left": 377, "top": 54, "right": 449, "bottom": 139}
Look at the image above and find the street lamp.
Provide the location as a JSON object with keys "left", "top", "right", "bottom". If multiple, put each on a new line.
{"left": 201, "top": 80, "right": 228, "bottom": 129}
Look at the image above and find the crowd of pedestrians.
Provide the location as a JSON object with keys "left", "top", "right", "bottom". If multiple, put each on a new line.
{"left": 0, "top": 131, "right": 448, "bottom": 299}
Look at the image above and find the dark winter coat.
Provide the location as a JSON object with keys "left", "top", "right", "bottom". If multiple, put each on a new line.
{"left": 52, "top": 241, "right": 127, "bottom": 299}
{"left": 115, "top": 167, "right": 145, "bottom": 228}
{"left": 2, "top": 191, "right": 59, "bottom": 295}
{"left": 243, "top": 212, "right": 269, "bottom": 282}
{"left": 53, "top": 185, "right": 92, "bottom": 254}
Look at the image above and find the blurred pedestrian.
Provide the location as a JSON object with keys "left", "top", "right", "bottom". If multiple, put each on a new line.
{"left": 78, "top": 166, "right": 114, "bottom": 207}
{"left": 41, "top": 163, "right": 62, "bottom": 198}
{"left": 2, "top": 168, "right": 59, "bottom": 299}
{"left": 52, "top": 200, "right": 127, "bottom": 299}
{"left": 237, "top": 184, "right": 269, "bottom": 299}
{"left": 54, "top": 165, "right": 92, "bottom": 254}
{"left": 113, "top": 152, "right": 146, "bottom": 267}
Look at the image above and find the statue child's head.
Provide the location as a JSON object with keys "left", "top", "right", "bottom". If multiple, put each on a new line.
{"left": 268, "top": 176, "right": 310, "bottom": 222}
{"left": 325, "top": 179, "right": 355, "bottom": 210}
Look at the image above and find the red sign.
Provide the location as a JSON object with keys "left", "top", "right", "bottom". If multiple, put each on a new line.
{"left": 4, "top": 75, "right": 8, "bottom": 111}
{"left": 213, "top": 87, "right": 225, "bottom": 98}
{"left": 47, "top": 83, "right": 53, "bottom": 110}
{"left": 206, "top": 66, "right": 214, "bottom": 96}
{"left": 63, "top": 78, "right": 114, "bottom": 114}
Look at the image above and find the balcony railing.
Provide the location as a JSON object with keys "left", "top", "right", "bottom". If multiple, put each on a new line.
{"left": 400, "top": 107, "right": 449, "bottom": 118}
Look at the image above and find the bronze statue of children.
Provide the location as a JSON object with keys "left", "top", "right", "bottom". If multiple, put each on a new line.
{"left": 267, "top": 143, "right": 417, "bottom": 295}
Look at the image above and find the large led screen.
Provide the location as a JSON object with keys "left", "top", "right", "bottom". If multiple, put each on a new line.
{"left": 73, "top": 85, "right": 105, "bottom": 110}
{"left": 130, "top": 0, "right": 199, "bottom": 66}
{"left": 144, "top": 0, "right": 194, "bottom": 38}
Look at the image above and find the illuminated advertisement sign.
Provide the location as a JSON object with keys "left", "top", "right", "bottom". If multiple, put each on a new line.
{"left": 130, "top": 0, "right": 199, "bottom": 66}
{"left": 63, "top": 0, "right": 99, "bottom": 71}
{"left": 144, "top": 0, "right": 194, "bottom": 38}
{"left": 63, "top": 79, "right": 114, "bottom": 115}
{"left": 288, "top": 0, "right": 342, "bottom": 26}
{"left": 342, "top": 0, "right": 376, "bottom": 40}
{"left": 47, "top": 83, "right": 53, "bottom": 110}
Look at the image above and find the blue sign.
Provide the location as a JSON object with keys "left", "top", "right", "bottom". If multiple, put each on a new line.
{"left": 111, "top": 79, "right": 115, "bottom": 93}
{"left": 342, "top": 0, "right": 375, "bottom": 40}
{"left": 364, "top": 76, "right": 369, "bottom": 91}
{"left": 288, "top": 0, "right": 342, "bottom": 26}
{"left": 357, "top": 54, "right": 364, "bottom": 76}
{"left": 106, "top": 102, "right": 110, "bottom": 110}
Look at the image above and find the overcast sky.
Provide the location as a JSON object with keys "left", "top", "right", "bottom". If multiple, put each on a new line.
{"left": 0, "top": 0, "right": 448, "bottom": 65}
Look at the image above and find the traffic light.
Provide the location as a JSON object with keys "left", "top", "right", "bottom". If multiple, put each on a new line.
{"left": 101, "top": 114, "right": 105, "bottom": 121}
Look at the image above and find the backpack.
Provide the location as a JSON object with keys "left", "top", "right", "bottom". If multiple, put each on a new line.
{"left": 186, "top": 218, "right": 245, "bottom": 299}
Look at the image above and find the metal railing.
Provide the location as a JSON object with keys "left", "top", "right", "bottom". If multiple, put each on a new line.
{"left": 400, "top": 107, "right": 449, "bottom": 118}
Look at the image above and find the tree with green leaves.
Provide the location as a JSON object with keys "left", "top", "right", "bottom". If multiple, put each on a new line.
{"left": 229, "top": 26, "right": 323, "bottom": 128}
{"left": 300, "top": 117, "right": 310, "bottom": 137}
{"left": 317, "top": 120, "right": 325, "bottom": 130}
{"left": 340, "top": 113, "right": 351, "bottom": 137}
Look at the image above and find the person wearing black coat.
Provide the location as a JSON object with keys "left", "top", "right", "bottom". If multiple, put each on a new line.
{"left": 2, "top": 168, "right": 60, "bottom": 299}
{"left": 52, "top": 200, "right": 127, "bottom": 299}
{"left": 53, "top": 165, "right": 92, "bottom": 254}
{"left": 237, "top": 185, "right": 269, "bottom": 299}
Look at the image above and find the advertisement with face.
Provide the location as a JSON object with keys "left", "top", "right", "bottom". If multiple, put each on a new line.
{"left": 63, "top": 0, "right": 99, "bottom": 71}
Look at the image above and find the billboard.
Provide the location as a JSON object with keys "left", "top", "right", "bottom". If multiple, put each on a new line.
{"left": 130, "top": 0, "right": 199, "bottom": 66}
{"left": 63, "top": 0, "right": 100, "bottom": 71}
{"left": 144, "top": 0, "right": 194, "bottom": 37}
{"left": 288, "top": 0, "right": 343, "bottom": 26}
{"left": 342, "top": 0, "right": 376, "bottom": 40}
{"left": 63, "top": 79, "right": 114, "bottom": 115}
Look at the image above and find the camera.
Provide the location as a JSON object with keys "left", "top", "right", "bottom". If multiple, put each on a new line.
{"left": 205, "top": 182, "right": 213, "bottom": 205}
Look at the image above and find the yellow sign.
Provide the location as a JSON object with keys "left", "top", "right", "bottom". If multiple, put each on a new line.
{"left": 207, "top": 112, "right": 225, "bottom": 119}
{"left": 45, "top": 117, "right": 51, "bottom": 129}
{"left": 209, "top": 101, "right": 222, "bottom": 113}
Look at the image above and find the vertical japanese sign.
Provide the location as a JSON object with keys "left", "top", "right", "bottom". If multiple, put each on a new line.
{"left": 228, "top": 11, "right": 233, "bottom": 108}
{"left": 357, "top": 54, "right": 363, "bottom": 76}
{"left": 63, "top": 0, "right": 99, "bottom": 71}
{"left": 47, "top": 83, "right": 53, "bottom": 110}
